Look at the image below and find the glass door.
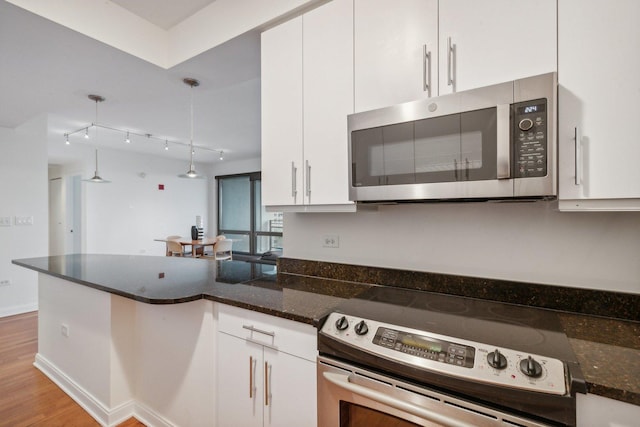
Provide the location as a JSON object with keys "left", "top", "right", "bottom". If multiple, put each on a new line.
{"left": 217, "top": 172, "right": 283, "bottom": 255}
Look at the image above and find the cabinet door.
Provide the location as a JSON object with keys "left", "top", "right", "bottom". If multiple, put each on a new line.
{"left": 264, "top": 348, "right": 317, "bottom": 427}
{"left": 217, "top": 333, "right": 263, "bottom": 427}
{"left": 439, "top": 0, "right": 557, "bottom": 94}
{"left": 261, "top": 16, "right": 304, "bottom": 206}
{"left": 302, "top": 0, "right": 354, "bottom": 206}
{"left": 558, "top": 0, "right": 640, "bottom": 209}
{"left": 354, "top": 0, "right": 438, "bottom": 112}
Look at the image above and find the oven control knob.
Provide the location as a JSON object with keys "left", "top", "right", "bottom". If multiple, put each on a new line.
{"left": 335, "top": 316, "right": 349, "bottom": 331}
{"left": 520, "top": 356, "right": 543, "bottom": 378}
{"left": 354, "top": 320, "right": 369, "bottom": 336}
{"left": 519, "top": 118, "right": 534, "bottom": 131}
{"left": 487, "top": 349, "right": 507, "bottom": 369}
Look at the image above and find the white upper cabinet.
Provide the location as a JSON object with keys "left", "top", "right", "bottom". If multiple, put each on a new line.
{"left": 354, "top": 0, "right": 438, "bottom": 112}
{"left": 438, "top": 0, "right": 557, "bottom": 95}
{"left": 354, "top": 0, "right": 557, "bottom": 112}
{"left": 303, "top": 0, "right": 354, "bottom": 206}
{"left": 558, "top": 0, "right": 640, "bottom": 210}
{"left": 261, "top": 17, "right": 303, "bottom": 207}
{"left": 261, "top": 0, "right": 355, "bottom": 211}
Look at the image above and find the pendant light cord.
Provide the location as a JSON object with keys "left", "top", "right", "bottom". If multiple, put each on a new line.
{"left": 189, "top": 83, "right": 195, "bottom": 167}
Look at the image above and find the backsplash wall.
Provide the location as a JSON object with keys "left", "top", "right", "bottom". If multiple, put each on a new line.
{"left": 283, "top": 201, "right": 640, "bottom": 294}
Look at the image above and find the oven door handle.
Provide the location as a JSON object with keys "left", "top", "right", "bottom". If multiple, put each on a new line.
{"left": 322, "top": 371, "right": 476, "bottom": 427}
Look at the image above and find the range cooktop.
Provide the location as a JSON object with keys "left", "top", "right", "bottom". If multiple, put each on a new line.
{"left": 318, "top": 286, "right": 586, "bottom": 426}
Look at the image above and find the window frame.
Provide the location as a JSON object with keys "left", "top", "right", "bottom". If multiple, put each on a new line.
{"left": 215, "top": 171, "right": 282, "bottom": 255}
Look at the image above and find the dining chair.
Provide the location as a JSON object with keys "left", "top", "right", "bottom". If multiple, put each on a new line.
{"left": 166, "top": 235, "right": 188, "bottom": 257}
{"left": 211, "top": 239, "right": 233, "bottom": 261}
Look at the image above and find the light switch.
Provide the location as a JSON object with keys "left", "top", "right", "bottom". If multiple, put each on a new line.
{"left": 0, "top": 217, "right": 10, "bottom": 227}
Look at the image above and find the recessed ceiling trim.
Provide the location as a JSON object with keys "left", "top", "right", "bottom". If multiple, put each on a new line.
{"left": 7, "top": 0, "right": 325, "bottom": 69}
{"left": 6, "top": 0, "right": 170, "bottom": 68}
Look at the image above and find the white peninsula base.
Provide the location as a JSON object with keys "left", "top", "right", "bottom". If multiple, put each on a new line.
{"left": 35, "top": 274, "right": 216, "bottom": 427}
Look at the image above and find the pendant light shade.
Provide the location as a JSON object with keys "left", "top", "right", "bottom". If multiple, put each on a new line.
{"left": 179, "top": 78, "right": 204, "bottom": 179}
{"left": 83, "top": 148, "right": 111, "bottom": 183}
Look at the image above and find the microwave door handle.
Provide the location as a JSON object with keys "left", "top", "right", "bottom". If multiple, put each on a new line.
{"left": 322, "top": 371, "right": 475, "bottom": 427}
{"left": 496, "top": 104, "right": 511, "bottom": 179}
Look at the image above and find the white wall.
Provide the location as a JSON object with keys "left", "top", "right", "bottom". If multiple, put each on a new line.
{"left": 0, "top": 119, "right": 48, "bottom": 317}
{"left": 58, "top": 145, "right": 210, "bottom": 257}
{"left": 283, "top": 201, "right": 640, "bottom": 294}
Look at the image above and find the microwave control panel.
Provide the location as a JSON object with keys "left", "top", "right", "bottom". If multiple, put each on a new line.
{"left": 512, "top": 98, "right": 548, "bottom": 178}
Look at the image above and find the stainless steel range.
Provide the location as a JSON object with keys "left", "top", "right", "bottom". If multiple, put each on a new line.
{"left": 317, "top": 286, "right": 586, "bottom": 427}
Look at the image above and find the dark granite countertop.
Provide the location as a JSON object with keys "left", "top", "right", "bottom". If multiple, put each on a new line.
{"left": 12, "top": 254, "right": 370, "bottom": 326}
{"left": 558, "top": 313, "right": 640, "bottom": 406}
{"left": 13, "top": 254, "right": 639, "bottom": 406}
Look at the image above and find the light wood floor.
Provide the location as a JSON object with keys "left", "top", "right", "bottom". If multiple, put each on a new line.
{"left": 0, "top": 311, "right": 145, "bottom": 427}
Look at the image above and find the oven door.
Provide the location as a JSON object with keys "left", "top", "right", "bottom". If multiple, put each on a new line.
{"left": 318, "top": 356, "right": 553, "bottom": 427}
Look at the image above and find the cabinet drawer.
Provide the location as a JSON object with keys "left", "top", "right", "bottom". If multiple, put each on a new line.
{"left": 218, "top": 304, "right": 317, "bottom": 362}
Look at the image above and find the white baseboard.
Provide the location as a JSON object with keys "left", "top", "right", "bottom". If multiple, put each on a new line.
{"left": 34, "top": 353, "right": 177, "bottom": 427}
{"left": 34, "top": 353, "right": 135, "bottom": 427}
{"left": 0, "top": 302, "right": 38, "bottom": 318}
{"left": 134, "top": 401, "right": 176, "bottom": 427}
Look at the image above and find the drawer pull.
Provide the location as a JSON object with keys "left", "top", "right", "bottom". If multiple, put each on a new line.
{"left": 243, "top": 325, "right": 275, "bottom": 337}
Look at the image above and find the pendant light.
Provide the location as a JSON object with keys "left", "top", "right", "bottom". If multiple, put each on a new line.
{"left": 81, "top": 95, "right": 111, "bottom": 183}
{"left": 179, "top": 78, "right": 204, "bottom": 179}
{"left": 83, "top": 148, "right": 111, "bottom": 183}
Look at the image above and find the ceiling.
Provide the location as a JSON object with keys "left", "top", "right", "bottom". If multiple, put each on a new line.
{"left": 0, "top": 0, "right": 261, "bottom": 165}
{"left": 110, "top": 0, "right": 218, "bottom": 30}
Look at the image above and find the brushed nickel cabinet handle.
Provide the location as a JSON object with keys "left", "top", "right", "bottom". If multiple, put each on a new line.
{"left": 574, "top": 127, "right": 582, "bottom": 186}
{"left": 249, "top": 356, "right": 255, "bottom": 398}
{"left": 423, "top": 44, "right": 431, "bottom": 96}
{"left": 447, "top": 37, "right": 456, "bottom": 90}
{"left": 242, "top": 325, "right": 275, "bottom": 337}
{"left": 291, "top": 162, "right": 297, "bottom": 199}
{"left": 264, "top": 361, "right": 270, "bottom": 406}
{"left": 305, "top": 160, "right": 311, "bottom": 198}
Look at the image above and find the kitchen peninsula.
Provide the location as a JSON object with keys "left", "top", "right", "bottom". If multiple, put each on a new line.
{"left": 13, "top": 254, "right": 640, "bottom": 426}
{"left": 13, "top": 254, "right": 368, "bottom": 427}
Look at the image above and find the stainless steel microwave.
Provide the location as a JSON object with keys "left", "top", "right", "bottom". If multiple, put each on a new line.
{"left": 348, "top": 72, "right": 557, "bottom": 203}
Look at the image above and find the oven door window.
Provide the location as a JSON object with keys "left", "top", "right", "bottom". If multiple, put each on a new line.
{"left": 351, "top": 108, "right": 498, "bottom": 187}
{"left": 340, "top": 401, "right": 422, "bottom": 427}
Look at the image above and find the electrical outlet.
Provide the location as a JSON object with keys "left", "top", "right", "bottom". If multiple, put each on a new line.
{"left": 0, "top": 217, "right": 11, "bottom": 227}
{"left": 322, "top": 235, "right": 340, "bottom": 248}
{"left": 14, "top": 216, "right": 34, "bottom": 226}
{"left": 0, "top": 279, "right": 11, "bottom": 286}
{"left": 61, "top": 324, "right": 69, "bottom": 337}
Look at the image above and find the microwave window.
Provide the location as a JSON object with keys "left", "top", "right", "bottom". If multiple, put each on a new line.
{"left": 460, "top": 130, "right": 483, "bottom": 171}
{"left": 414, "top": 131, "right": 482, "bottom": 173}
{"left": 351, "top": 107, "right": 497, "bottom": 187}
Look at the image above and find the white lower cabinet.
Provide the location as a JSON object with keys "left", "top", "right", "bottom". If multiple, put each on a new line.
{"left": 216, "top": 304, "right": 317, "bottom": 427}
{"left": 577, "top": 393, "right": 640, "bottom": 427}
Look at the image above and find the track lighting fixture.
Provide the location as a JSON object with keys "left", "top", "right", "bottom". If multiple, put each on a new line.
{"left": 63, "top": 88, "right": 225, "bottom": 161}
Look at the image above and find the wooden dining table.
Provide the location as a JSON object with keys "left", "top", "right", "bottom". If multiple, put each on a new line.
{"left": 155, "top": 237, "right": 220, "bottom": 258}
